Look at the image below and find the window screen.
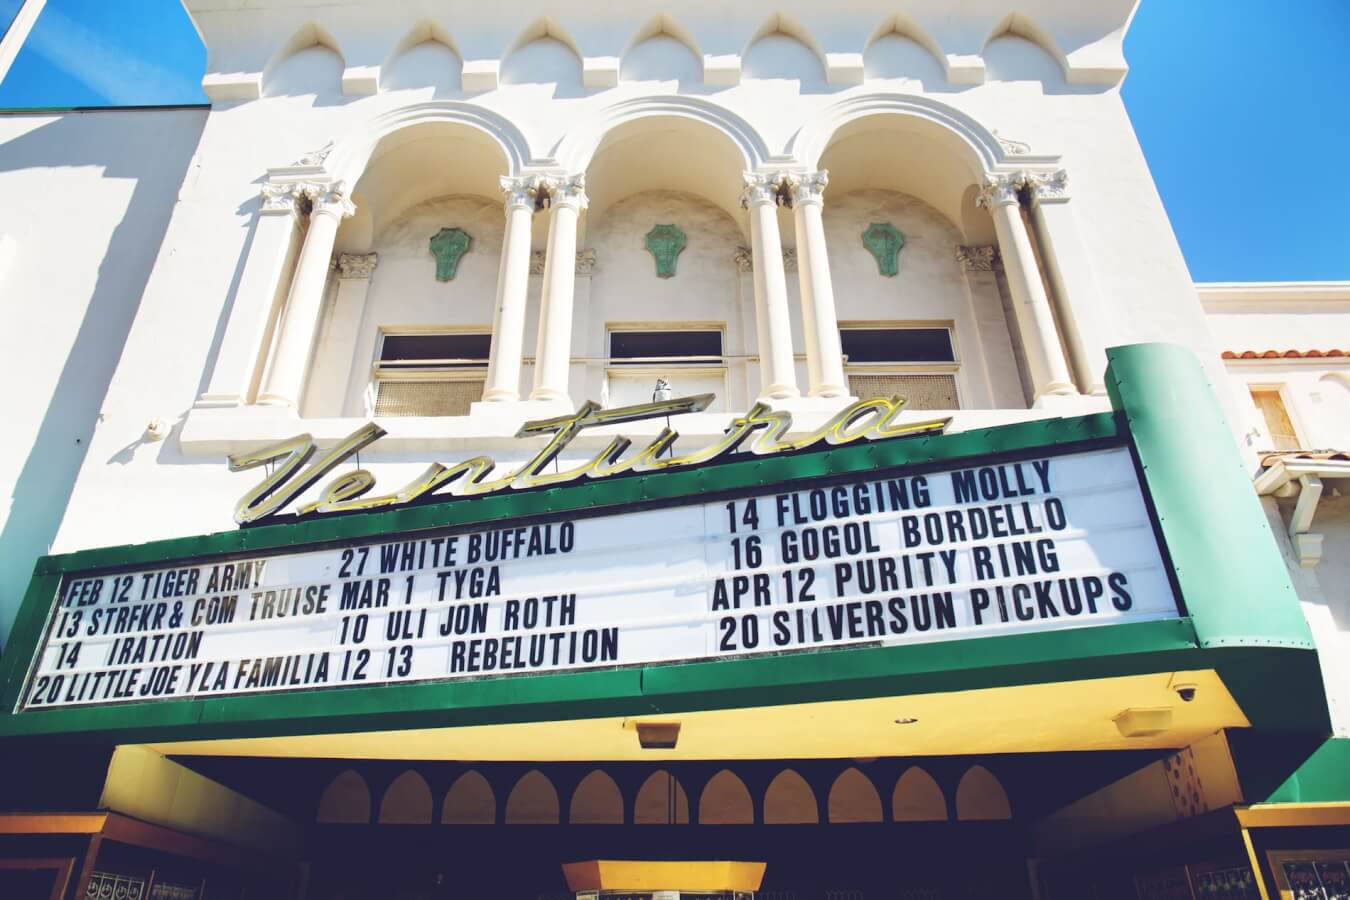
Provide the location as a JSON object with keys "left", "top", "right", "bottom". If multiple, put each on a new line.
{"left": 609, "top": 330, "right": 722, "bottom": 365}
{"left": 840, "top": 328, "right": 954, "bottom": 363}
{"left": 379, "top": 333, "right": 491, "bottom": 369}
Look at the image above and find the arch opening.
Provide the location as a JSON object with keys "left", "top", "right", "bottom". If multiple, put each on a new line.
{"left": 699, "top": 770, "right": 753, "bottom": 825}
{"left": 316, "top": 769, "right": 371, "bottom": 824}
{"left": 505, "top": 770, "right": 560, "bottom": 824}
{"left": 764, "top": 769, "right": 819, "bottom": 824}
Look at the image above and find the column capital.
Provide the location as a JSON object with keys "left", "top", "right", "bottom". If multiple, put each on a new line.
{"left": 336, "top": 252, "right": 378, "bottom": 279}
{"left": 732, "top": 246, "right": 754, "bottom": 273}
{"left": 500, "top": 174, "right": 543, "bottom": 211}
{"left": 976, "top": 172, "right": 1025, "bottom": 209}
{"left": 575, "top": 248, "right": 598, "bottom": 276}
{"left": 259, "top": 182, "right": 305, "bottom": 218}
{"left": 305, "top": 181, "right": 355, "bottom": 220}
{"left": 955, "top": 245, "right": 998, "bottom": 271}
{"left": 740, "top": 171, "right": 785, "bottom": 208}
{"left": 541, "top": 174, "right": 588, "bottom": 210}
{"left": 1025, "top": 169, "right": 1070, "bottom": 205}
{"left": 783, "top": 170, "right": 829, "bottom": 207}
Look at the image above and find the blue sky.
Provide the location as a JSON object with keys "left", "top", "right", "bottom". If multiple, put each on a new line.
{"left": 0, "top": 0, "right": 1347, "bottom": 282}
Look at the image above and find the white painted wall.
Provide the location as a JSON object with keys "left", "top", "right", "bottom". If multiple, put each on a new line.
{"left": 0, "top": 108, "right": 206, "bottom": 649}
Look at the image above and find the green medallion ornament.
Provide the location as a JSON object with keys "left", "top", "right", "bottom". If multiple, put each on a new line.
{"left": 644, "top": 224, "right": 687, "bottom": 278}
{"left": 429, "top": 227, "right": 472, "bottom": 281}
{"left": 862, "top": 222, "right": 905, "bottom": 277}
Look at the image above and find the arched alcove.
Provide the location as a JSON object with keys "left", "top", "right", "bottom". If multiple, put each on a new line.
{"left": 634, "top": 770, "right": 690, "bottom": 825}
{"left": 569, "top": 770, "right": 625, "bottom": 824}
{"left": 955, "top": 765, "right": 1012, "bottom": 821}
{"left": 502, "top": 19, "right": 584, "bottom": 93}
{"left": 621, "top": 16, "right": 702, "bottom": 84}
{"left": 828, "top": 767, "right": 883, "bottom": 823}
{"left": 262, "top": 24, "right": 344, "bottom": 97}
{"left": 316, "top": 769, "right": 371, "bottom": 824}
{"left": 443, "top": 770, "right": 496, "bottom": 824}
{"left": 622, "top": 35, "right": 702, "bottom": 84}
{"left": 984, "top": 35, "right": 1064, "bottom": 84}
{"left": 383, "top": 39, "right": 463, "bottom": 94}
{"left": 505, "top": 770, "right": 560, "bottom": 824}
{"left": 892, "top": 766, "right": 948, "bottom": 822}
{"left": 699, "top": 770, "right": 753, "bottom": 825}
{"left": 764, "top": 769, "right": 818, "bottom": 824}
{"left": 378, "top": 770, "right": 433, "bottom": 824}
{"left": 743, "top": 15, "right": 826, "bottom": 87}
{"left": 983, "top": 13, "right": 1067, "bottom": 83}
{"left": 863, "top": 34, "right": 947, "bottom": 85}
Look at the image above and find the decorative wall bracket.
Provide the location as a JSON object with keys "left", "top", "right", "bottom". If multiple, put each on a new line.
{"left": 429, "top": 227, "right": 472, "bottom": 281}
{"left": 645, "top": 224, "right": 687, "bottom": 278}
{"left": 862, "top": 223, "right": 905, "bottom": 277}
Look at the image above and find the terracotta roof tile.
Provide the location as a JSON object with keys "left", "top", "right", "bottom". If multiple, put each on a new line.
{"left": 1222, "top": 349, "right": 1347, "bottom": 359}
{"left": 1259, "top": 450, "right": 1350, "bottom": 468}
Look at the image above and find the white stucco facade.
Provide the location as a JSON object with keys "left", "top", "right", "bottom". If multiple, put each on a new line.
{"left": 0, "top": 0, "right": 1345, "bottom": 747}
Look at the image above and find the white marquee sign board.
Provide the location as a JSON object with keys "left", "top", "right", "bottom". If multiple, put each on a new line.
{"left": 21, "top": 446, "right": 1177, "bottom": 710}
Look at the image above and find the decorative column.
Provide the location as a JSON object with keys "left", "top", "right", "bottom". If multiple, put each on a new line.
{"left": 319, "top": 252, "right": 379, "bottom": 416}
{"left": 976, "top": 173, "right": 1076, "bottom": 400}
{"left": 483, "top": 175, "right": 540, "bottom": 402}
{"left": 1025, "top": 170, "right": 1110, "bottom": 395}
{"left": 258, "top": 183, "right": 354, "bottom": 408}
{"left": 196, "top": 182, "right": 306, "bottom": 408}
{"left": 530, "top": 175, "right": 587, "bottom": 402}
{"left": 742, "top": 173, "right": 799, "bottom": 400}
{"left": 784, "top": 171, "right": 848, "bottom": 398}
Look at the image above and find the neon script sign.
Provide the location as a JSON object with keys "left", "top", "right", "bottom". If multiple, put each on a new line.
{"left": 230, "top": 394, "right": 949, "bottom": 524}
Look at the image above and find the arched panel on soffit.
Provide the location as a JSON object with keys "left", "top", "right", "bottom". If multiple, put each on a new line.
{"left": 442, "top": 770, "right": 496, "bottom": 824}
{"left": 378, "top": 770, "right": 433, "bottom": 824}
{"left": 569, "top": 769, "right": 625, "bottom": 825}
{"left": 955, "top": 765, "right": 1012, "bottom": 821}
{"left": 982, "top": 12, "right": 1071, "bottom": 80}
{"left": 505, "top": 769, "right": 560, "bottom": 824}
{"left": 325, "top": 102, "right": 531, "bottom": 187}
{"left": 634, "top": 770, "right": 690, "bottom": 825}
{"left": 789, "top": 94, "right": 1006, "bottom": 180}
{"left": 261, "top": 22, "right": 345, "bottom": 94}
{"left": 763, "top": 769, "right": 818, "bottom": 824}
{"left": 316, "top": 769, "right": 371, "bottom": 824}
{"left": 891, "top": 766, "right": 947, "bottom": 822}
{"left": 698, "top": 770, "right": 754, "bottom": 825}
{"left": 828, "top": 767, "right": 883, "bottom": 823}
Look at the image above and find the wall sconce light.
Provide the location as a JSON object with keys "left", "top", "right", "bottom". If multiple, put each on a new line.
{"left": 636, "top": 721, "right": 681, "bottom": 749}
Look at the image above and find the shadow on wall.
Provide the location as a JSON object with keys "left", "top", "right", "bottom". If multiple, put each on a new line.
{"left": 0, "top": 110, "right": 206, "bottom": 652}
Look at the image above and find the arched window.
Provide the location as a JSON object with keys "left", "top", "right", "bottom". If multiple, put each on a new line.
{"left": 698, "top": 770, "right": 753, "bottom": 825}
{"left": 763, "top": 769, "right": 818, "bottom": 824}
{"left": 505, "top": 770, "right": 560, "bottom": 824}
{"left": 828, "top": 768, "right": 882, "bottom": 823}
{"left": 955, "top": 765, "right": 1011, "bottom": 820}
{"left": 892, "top": 767, "right": 947, "bottom": 822}
{"left": 378, "top": 770, "right": 432, "bottom": 824}
{"left": 443, "top": 770, "right": 496, "bottom": 824}
{"left": 316, "top": 769, "right": 371, "bottom": 824}
{"left": 569, "top": 770, "right": 624, "bottom": 824}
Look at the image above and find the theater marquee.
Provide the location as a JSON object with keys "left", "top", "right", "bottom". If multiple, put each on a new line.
{"left": 20, "top": 443, "right": 1175, "bottom": 711}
